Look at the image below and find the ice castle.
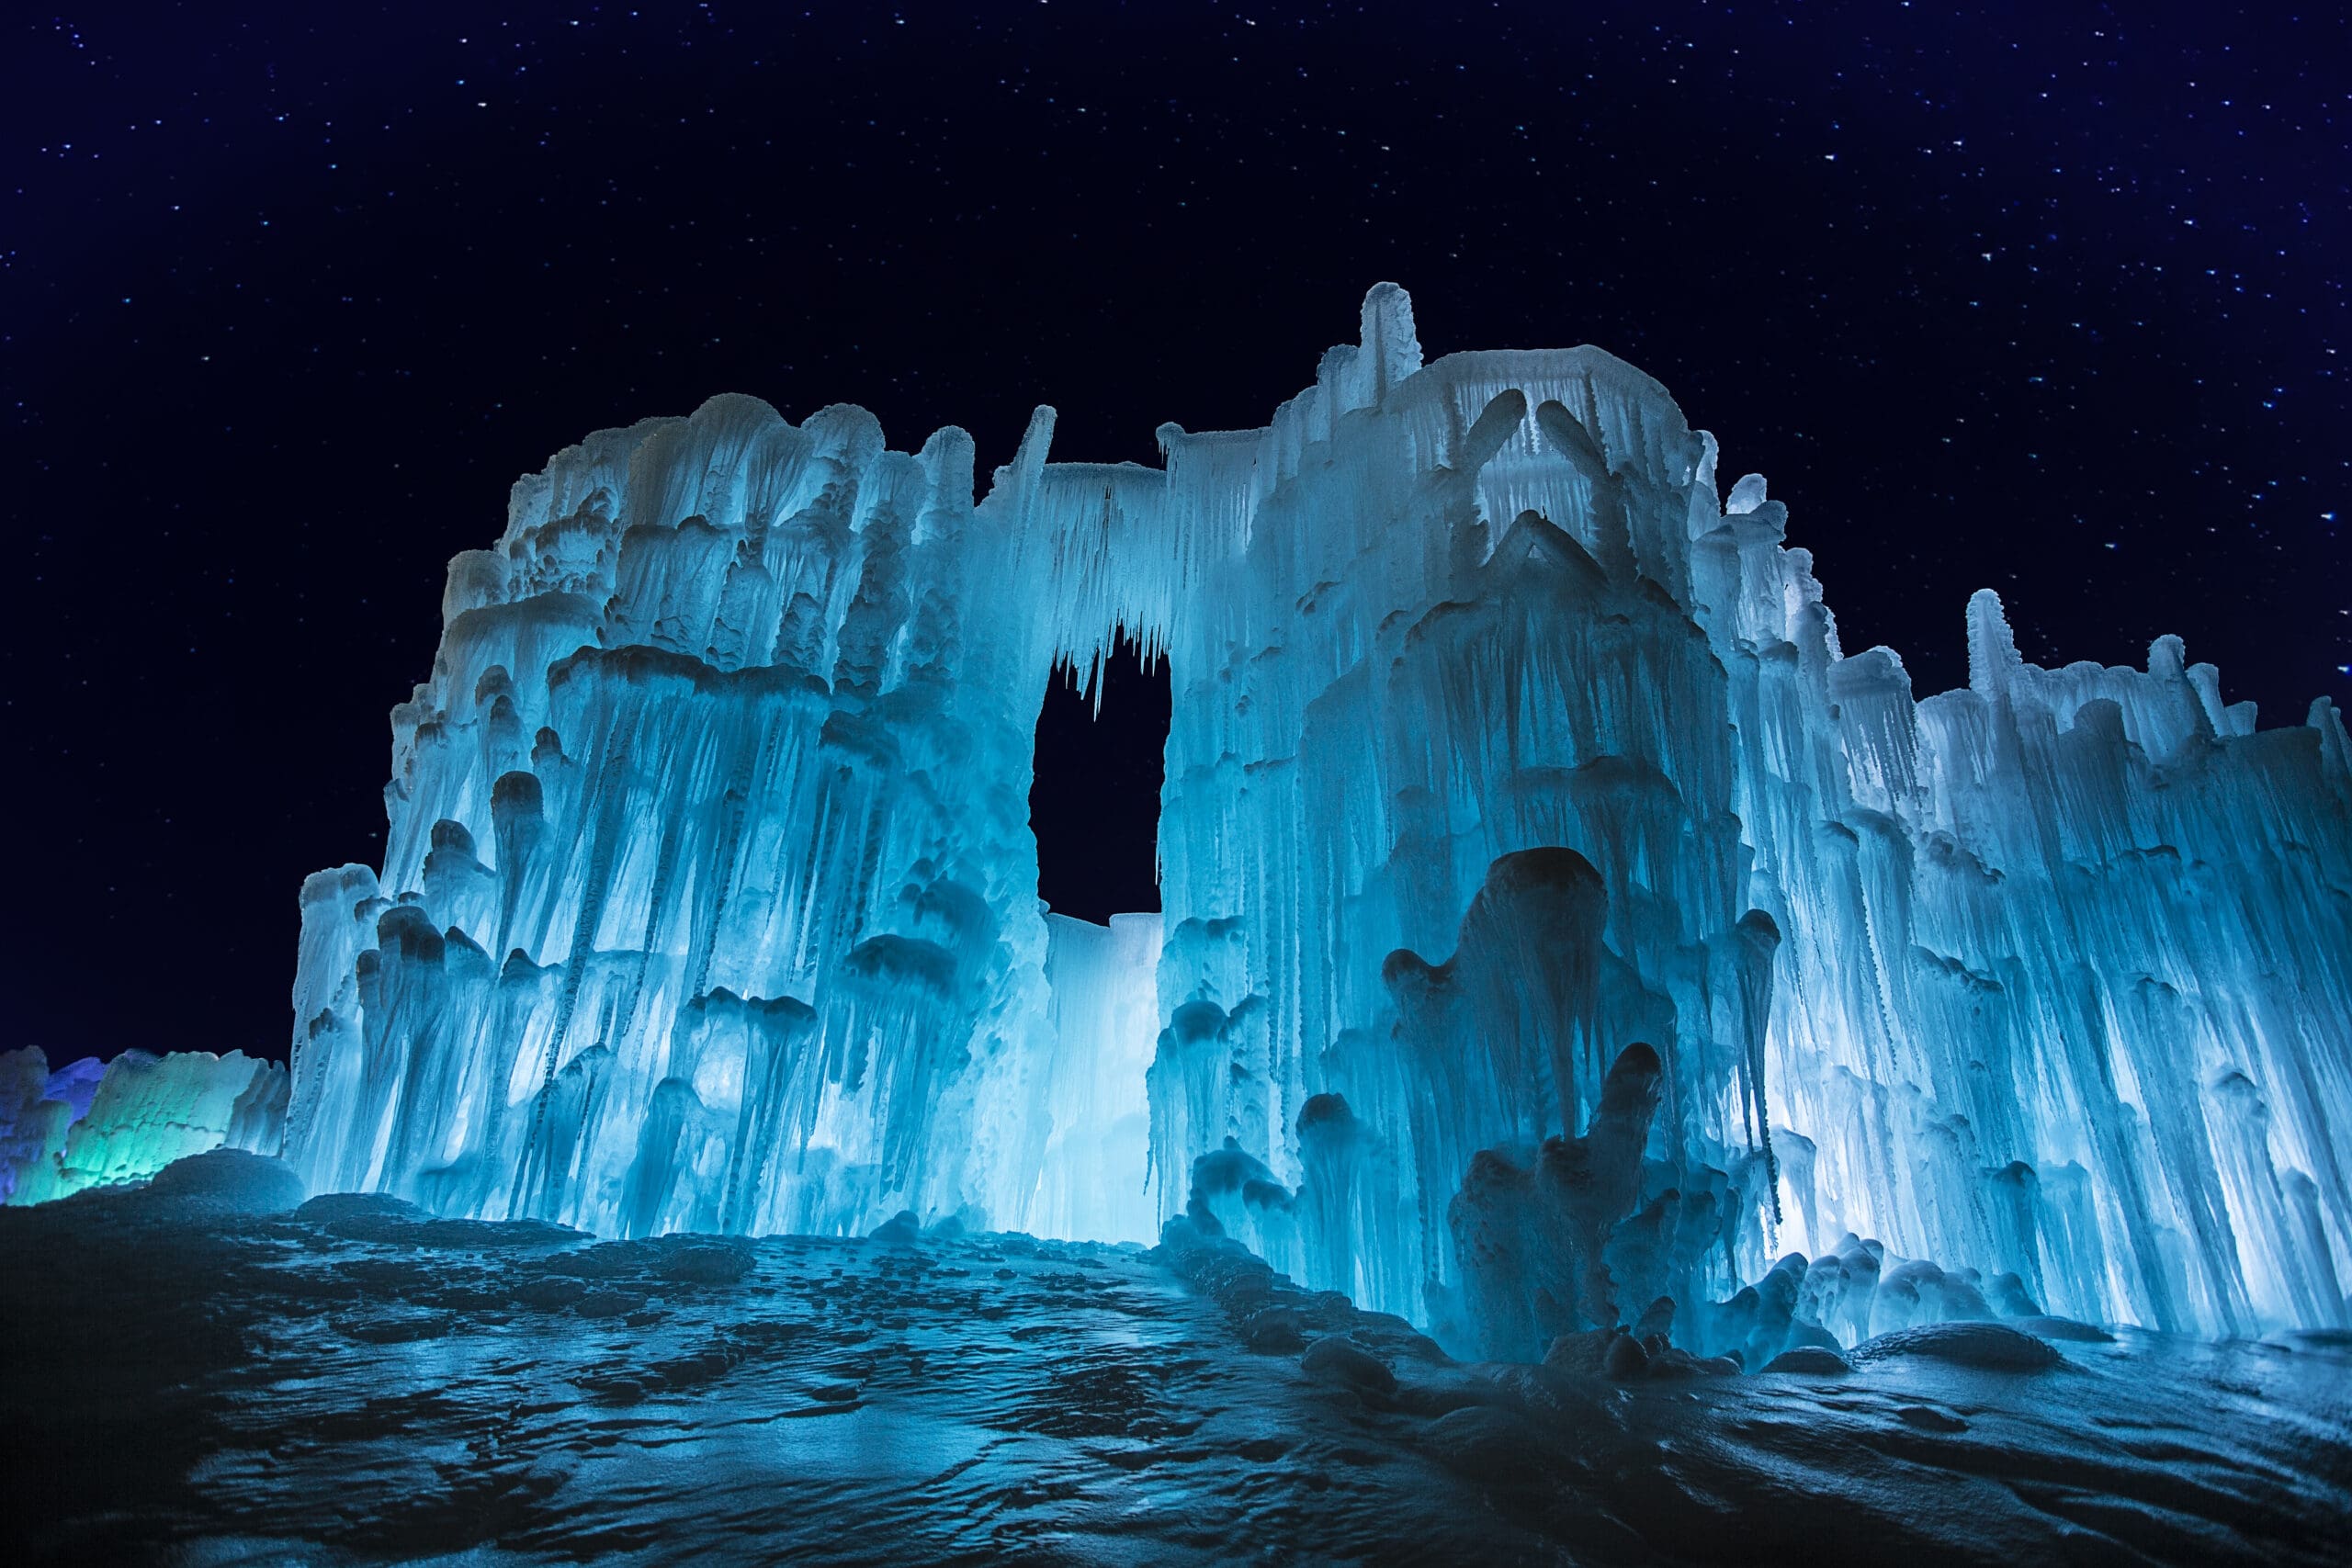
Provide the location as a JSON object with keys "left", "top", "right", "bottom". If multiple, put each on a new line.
{"left": 17, "top": 286, "right": 2348, "bottom": 1351}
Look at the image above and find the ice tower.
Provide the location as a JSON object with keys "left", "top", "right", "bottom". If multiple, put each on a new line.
{"left": 276, "top": 286, "right": 2352, "bottom": 1343}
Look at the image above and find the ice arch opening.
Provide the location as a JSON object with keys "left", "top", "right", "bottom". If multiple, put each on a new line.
{"left": 1023, "top": 634, "right": 1171, "bottom": 1243}
{"left": 1030, "top": 637, "right": 1170, "bottom": 926}
{"left": 277, "top": 284, "right": 2352, "bottom": 1344}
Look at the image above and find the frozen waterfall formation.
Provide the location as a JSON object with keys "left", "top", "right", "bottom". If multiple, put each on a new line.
{"left": 277, "top": 285, "right": 2352, "bottom": 1348}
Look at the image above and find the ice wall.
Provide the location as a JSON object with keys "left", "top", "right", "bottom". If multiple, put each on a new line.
{"left": 1035, "top": 911, "right": 1161, "bottom": 1245}
{"left": 284, "top": 285, "right": 2352, "bottom": 1338}
{"left": 0, "top": 1047, "right": 288, "bottom": 1204}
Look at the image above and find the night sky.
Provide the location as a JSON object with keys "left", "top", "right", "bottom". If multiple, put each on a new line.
{"left": 7, "top": 2, "right": 2346, "bottom": 1066}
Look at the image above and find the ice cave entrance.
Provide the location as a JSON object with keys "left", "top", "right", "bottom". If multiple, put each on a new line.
{"left": 1026, "top": 636, "right": 1169, "bottom": 1245}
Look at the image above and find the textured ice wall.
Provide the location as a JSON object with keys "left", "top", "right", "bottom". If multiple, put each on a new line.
{"left": 284, "top": 286, "right": 2352, "bottom": 1338}
{"left": 0, "top": 1047, "right": 287, "bottom": 1204}
{"left": 1035, "top": 911, "right": 1161, "bottom": 1245}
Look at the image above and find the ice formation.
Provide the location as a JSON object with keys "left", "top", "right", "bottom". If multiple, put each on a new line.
{"left": 0, "top": 1047, "right": 286, "bottom": 1205}
{"left": 266, "top": 284, "right": 2348, "bottom": 1343}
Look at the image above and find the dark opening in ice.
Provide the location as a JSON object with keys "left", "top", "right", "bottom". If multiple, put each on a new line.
{"left": 1030, "top": 632, "right": 1170, "bottom": 923}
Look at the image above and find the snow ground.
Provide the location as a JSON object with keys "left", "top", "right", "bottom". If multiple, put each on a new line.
{"left": 5, "top": 1152, "right": 2346, "bottom": 1566}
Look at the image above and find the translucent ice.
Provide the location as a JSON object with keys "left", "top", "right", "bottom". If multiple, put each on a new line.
{"left": 274, "top": 285, "right": 2350, "bottom": 1339}
{"left": 0, "top": 1047, "right": 287, "bottom": 1204}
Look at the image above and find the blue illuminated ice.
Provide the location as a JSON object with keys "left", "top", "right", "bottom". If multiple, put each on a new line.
{"left": 33, "top": 283, "right": 2324, "bottom": 1346}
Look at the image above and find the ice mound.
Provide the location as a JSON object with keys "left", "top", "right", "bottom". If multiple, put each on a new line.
{"left": 1849, "top": 1320, "right": 2064, "bottom": 1371}
{"left": 139, "top": 1148, "right": 307, "bottom": 1213}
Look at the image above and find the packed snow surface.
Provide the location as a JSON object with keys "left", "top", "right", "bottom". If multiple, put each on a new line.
{"left": 4, "top": 1163, "right": 2347, "bottom": 1565}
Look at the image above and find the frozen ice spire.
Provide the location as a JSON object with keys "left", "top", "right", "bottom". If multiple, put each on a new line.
{"left": 1965, "top": 587, "right": 2022, "bottom": 697}
{"left": 1356, "top": 280, "right": 1422, "bottom": 406}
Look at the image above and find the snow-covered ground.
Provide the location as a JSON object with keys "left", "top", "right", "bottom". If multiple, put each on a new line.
{"left": 6, "top": 1152, "right": 2346, "bottom": 1565}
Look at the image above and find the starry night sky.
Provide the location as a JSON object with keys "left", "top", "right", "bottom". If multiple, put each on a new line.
{"left": 6, "top": 2, "right": 2346, "bottom": 1066}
